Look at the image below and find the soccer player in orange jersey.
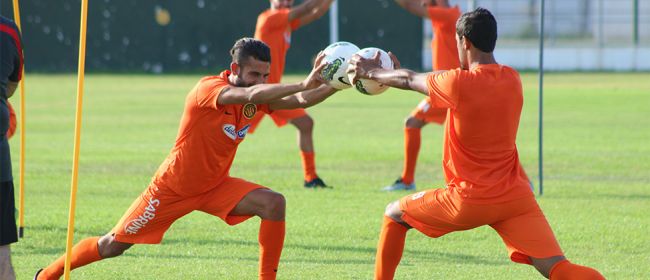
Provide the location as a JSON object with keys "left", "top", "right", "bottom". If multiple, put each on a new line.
{"left": 384, "top": 0, "right": 461, "bottom": 191}
{"left": 253, "top": 0, "right": 334, "bottom": 188}
{"left": 348, "top": 8, "right": 605, "bottom": 280}
{"left": 35, "top": 38, "right": 338, "bottom": 280}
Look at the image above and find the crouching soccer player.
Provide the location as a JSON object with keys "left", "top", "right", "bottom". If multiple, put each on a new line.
{"left": 348, "top": 8, "right": 605, "bottom": 280}
{"left": 35, "top": 38, "right": 337, "bottom": 280}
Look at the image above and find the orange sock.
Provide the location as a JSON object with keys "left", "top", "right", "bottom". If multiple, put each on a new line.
{"left": 550, "top": 260, "right": 605, "bottom": 280}
{"left": 400, "top": 127, "right": 421, "bottom": 185}
{"left": 300, "top": 151, "right": 318, "bottom": 181}
{"left": 259, "top": 220, "right": 285, "bottom": 280}
{"left": 375, "top": 216, "right": 408, "bottom": 280}
{"left": 38, "top": 237, "right": 102, "bottom": 280}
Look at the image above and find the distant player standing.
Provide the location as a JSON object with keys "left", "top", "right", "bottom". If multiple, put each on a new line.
{"left": 348, "top": 8, "right": 605, "bottom": 280}
{"left": 253, "top": 0, "right": 334, "bottom": 188}
{"left": 384, "top": 0, "right": 461, "bottom": 191}
{"left": 0, "top": 15, "right": 23, "bottom": 280}
{"left": 35, "top": 38, "right": 337, "bottom": 280}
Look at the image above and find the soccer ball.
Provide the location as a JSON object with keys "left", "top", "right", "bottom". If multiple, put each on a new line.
{"left": 320, "top": 41, "right": 360, "bottom": 90}
{"left": 348, "top": 47, "right": 394, "bottom": 95}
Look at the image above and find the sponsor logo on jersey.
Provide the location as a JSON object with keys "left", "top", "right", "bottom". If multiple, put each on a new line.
{"left": 237, "top": 124, "right": 251, "bottom": 139}
{"left": 243, "top": 103, "right": 257, "bottom": 119}
{"left": 124, "top": 198, "right": 160, "bottom": 235}
{"left": 223, "top": 124, "right": 236, "bottom": 140}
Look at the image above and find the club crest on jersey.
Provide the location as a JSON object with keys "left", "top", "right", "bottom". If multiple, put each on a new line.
{"left": 243, "top": 103, "right": 257, "bottom": 119}
{"left": 223, "top": 124, "right": 236, "bottom": 140}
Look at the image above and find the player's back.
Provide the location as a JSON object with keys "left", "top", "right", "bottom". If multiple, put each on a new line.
{"left": 430, "top": 64, "right": 532, "bottom": 203}
{"left": 454, "top": 64, "right": 522, "bottom": 152}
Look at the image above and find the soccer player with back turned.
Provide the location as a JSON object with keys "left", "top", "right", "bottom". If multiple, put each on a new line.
{"left": 253, "top": 0, "right": 335, "bottom": 188}
{"left": 348, "top": 7, "right": 605, "bottom": 280}
{"left": 35, "top": 38, "right": 338, "bottom": 280}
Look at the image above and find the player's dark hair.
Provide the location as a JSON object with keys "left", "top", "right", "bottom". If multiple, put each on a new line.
{"left": 456, "top": 7, "right": 497, "bottom": 53}
{"left": 230, "top": 37, "right": 271, "bottom": 64}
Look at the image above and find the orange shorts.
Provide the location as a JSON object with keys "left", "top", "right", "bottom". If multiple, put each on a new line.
{"left": 399, "top": 188, "right": 563, "bottom": 264}
{"left": 410, "top": 98, "right": 447, "bottom": 125}
{"left": 112, "top": 177, "right": 267, "bottom": 244}
{"left": 248, "top": 108, "right": 307, "bottom": 133}
{"left": 7, "top": 101, "right": 16, "bottom": 139}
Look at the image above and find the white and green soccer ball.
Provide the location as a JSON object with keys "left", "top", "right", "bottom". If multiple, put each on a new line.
{"left": 348, "top": 47, "right": 394, "bottom": 96}
{"left": 320, "top": 41, "right": 360, "bottom": 90}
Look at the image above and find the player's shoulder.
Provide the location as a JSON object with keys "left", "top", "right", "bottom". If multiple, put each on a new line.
{"left": 197, "top": 71, "right": 230, "bottom": 91}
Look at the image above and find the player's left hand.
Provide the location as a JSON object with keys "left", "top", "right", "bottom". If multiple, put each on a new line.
{"left": 301, "top": 51, "right": 330, "bottom": 90}
{"left": 347, "top": 50, "right": 382, "bottom": 84}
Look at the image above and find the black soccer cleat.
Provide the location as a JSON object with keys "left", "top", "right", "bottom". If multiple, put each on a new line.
{"left": 304, "top": 177, "right": 330, "bottom": 188}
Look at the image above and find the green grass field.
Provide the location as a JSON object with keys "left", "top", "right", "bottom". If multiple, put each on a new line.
{"left": 8, "top": 72, "right": 650, "bottom": 279}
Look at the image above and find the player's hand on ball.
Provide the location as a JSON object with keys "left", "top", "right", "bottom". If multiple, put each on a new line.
{"left": 347, "top": 50, "right": 382, "bottom": 84}
{"left": 302, "top": 51, "right": 329, "bottom": 90}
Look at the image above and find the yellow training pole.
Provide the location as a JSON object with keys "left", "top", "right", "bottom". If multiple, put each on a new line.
{"left": 63, "top": 0, "right": 89, "bottom": 278}
{"left": 12, "top": 0, "right": 26, "bottom": 239}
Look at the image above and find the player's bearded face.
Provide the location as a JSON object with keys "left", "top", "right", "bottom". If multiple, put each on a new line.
{"left": 233, "top": 59, "right": 270, "bottom": 87}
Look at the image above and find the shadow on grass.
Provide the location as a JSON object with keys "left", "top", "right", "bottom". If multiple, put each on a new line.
{"left": 159, "top": 237, "right": 505, "bottom": 266}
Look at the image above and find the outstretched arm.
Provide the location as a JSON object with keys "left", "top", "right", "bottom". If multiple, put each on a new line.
{"left": 268, "top": 84, "right": 338, "bottom": 110}
{"left": 218, "top": 53, "right": 328, "bottom": 106}
{"left": 347, "top": 51, "right": 442, "bottom": 96}
{"left": 394, "top": 0, "right": 429, "bottom": 18}
{"left": 289, "top": 0, "right": 327, "bottom": 22}
{"left": 294, "top": 0, "right": 334, "bottom": 27}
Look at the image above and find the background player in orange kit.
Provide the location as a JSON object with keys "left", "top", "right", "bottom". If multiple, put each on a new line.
{"left": 253, "top": 0, "right": 334, "bottom": 188}
{"left": 35, "top": 38, "right": 338, "bottom": 280}
{"left": 348, "top": 8, "right": 605, "bottom": 280}
{"left": 384, "top": 0, "right": 461, "bottom": 191}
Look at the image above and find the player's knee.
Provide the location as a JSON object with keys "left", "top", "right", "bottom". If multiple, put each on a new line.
{"left": 404, "top": 116, "right": 424, "bottom": 128}
{"left": 384, "top": 201, "right": 403, "bottom": 222}
{"left": 98, "top": 235, "right": 132, "bottom": 258}
{"left": 262, "top": 192, "right": 286, "bottom": 219}
{"left": 294, "top": 115, "right": 314, "bottom": 132}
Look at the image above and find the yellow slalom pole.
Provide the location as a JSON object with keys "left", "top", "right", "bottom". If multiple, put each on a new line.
{"left": 63, "top": 0, "right": 89, "bottom": 278}
{"left": 12, "top": 0, "right": 26, "bottom": 239}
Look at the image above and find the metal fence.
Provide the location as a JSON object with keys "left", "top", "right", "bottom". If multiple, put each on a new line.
{"left": 424, "top": 0, "right": 650, "bottom": 70}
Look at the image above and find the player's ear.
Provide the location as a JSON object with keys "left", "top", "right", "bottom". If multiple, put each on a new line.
{"left": 230, "top": 62, "right": 240, "bottom": 75}
{"left": 461, "top": 35, "right": 472, "bottom": 51}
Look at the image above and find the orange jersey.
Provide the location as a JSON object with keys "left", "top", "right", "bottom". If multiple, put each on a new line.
{"left": 427, "top": 6, "right": 461, "bottom": 70}
{"left": 426, "top": 64, "right": 532, "bottom": 203}
{"left": 254, "top": 8, "right": 301, "bottom": 84}
{"left": 152, "top": 70, "right": 271, "bottom": 196}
